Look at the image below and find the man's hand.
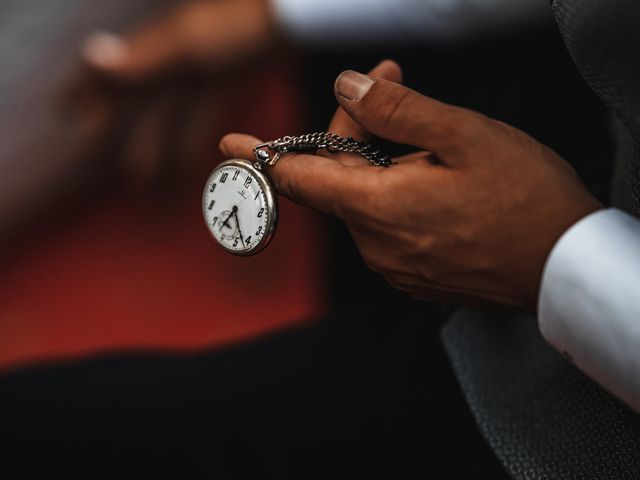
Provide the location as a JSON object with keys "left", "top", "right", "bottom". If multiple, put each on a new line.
{"left": 220, "top": 61, "right": 602, "bottom": 311}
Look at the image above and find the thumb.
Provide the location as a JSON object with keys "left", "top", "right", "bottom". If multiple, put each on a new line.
{"left": 334, "top": 70, "right": 479, "bottom": 159}
{"left": 82, "top": 25, "right": 186, "bottom": 82}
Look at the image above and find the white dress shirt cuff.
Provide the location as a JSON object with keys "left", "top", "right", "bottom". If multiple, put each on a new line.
{"left": 270, "top": 0, "right": 551, "bottom": 46}
{"left": 270, "top": 0, "right": 436, "bottom": 46}
{"left": 539, "top": 208, "right": 640, "bottom": 412}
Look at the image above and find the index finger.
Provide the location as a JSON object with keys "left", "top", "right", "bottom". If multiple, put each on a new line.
{"left": 219, "top": 133, "right": 373, "bottom": 217}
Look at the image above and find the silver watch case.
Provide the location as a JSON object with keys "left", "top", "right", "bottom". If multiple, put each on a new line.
{"left": 202, "top": 158, "right": 278, "bottom": 257}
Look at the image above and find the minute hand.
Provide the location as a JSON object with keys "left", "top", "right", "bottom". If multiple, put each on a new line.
{"left": 233, "top": 210, "right": 246, "bottom": 249}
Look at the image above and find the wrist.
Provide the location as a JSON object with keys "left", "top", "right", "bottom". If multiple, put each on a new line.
{"left": 524, "top": 197, "right": 603, "bottom": 314}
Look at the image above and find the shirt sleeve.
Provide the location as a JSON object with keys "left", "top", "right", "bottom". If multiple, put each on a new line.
{"left": 538, "top": 208, "right": 640, "bottom": 412}
{"left": 270, "top": 0, "right": 551, "bottom": 46}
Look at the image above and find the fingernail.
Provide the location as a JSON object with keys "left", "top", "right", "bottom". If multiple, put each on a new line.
{"left": 336, "top": 70, "right": 374, "bottom": 101}
{"left": 83, "top": 31, "right": 128, "bottom": 68}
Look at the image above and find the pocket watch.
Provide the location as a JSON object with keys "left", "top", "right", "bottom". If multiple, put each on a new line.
{"left": 203, "top": 132, "right": 391, "bottom": 256}
{"left": 202, "top": 157, "right": 276, "bottom": 256}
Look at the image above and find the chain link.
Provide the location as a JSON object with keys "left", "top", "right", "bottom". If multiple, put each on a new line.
{"left": 253, "top": 132, "right": 391, "bottom": 168}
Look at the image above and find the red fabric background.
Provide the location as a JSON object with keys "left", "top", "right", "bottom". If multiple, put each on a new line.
{"left": 0, "top": 68, "right": 328, "bottom": 372}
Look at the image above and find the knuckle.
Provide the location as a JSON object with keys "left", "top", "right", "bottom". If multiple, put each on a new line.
{"left": 363, "top": 254, "right": 384, "bottom": 273}
{"left": 376, "top": 88, "right": 414, "bottom": 130}
{"left": 271, "top": 156, "right": 304, "bottom": 203}
{"left": 440, "top": 109, "right": 481, "bottom": 143}
{"left": 384, "top": 274, "right": 404, "bottom": 290}
{"left": 273, "top": 176, "right": 303, "bottom": 206}
{"left": 359, "top": 244, "right": 393, "bottom": 274}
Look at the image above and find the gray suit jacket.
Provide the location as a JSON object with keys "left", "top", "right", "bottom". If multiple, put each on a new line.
{"left": 442, "top": 2, "right": 640, "bottom": 478}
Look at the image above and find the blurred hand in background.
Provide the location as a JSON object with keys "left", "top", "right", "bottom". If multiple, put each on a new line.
{"left": 1, "top": 0, "right": 284, "bottom": 237}
{"left": 77, "top": 0, "right": 282, "bottom": 187}
{"left": 83, "top": 0, "right": 276, "bottom": 81}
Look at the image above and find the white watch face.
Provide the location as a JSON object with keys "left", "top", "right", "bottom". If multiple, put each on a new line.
{"left": 203, "top": 160, "right": 277, "bottom": 255}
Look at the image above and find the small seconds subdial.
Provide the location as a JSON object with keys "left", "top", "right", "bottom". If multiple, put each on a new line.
{"left": 203, "top": 160, "right": 277, "bottom": 255}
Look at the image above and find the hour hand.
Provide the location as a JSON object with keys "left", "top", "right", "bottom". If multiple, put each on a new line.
{"left": 219, "top": 207, "right": 236, "bottom": 231}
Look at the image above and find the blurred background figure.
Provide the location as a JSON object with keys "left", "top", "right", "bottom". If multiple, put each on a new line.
{"left": 0, "top": 0, "right": 615, "bottom": 476}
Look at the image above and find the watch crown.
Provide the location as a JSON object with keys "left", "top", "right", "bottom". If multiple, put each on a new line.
{"left": 255, "top": 149, "right": 270, "bottom": 162}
